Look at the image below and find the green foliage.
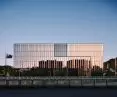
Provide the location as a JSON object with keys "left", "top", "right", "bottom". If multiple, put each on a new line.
{"left": 91, "top": 65, "right": 103, "bottom": 76}
{"left": 0, "top": 65, "right": 107, "bottom": 77}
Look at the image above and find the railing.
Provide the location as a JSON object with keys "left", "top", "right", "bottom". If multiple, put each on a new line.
{"left": 0, "top": 76, "right": 117, "bottom": 79}
{"left": 0, "top": 77, "right": 117, "bottom": 87}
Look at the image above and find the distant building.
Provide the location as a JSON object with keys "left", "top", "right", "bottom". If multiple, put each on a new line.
{"left": 14, "top": 43, "right": 103, "bottom": 72}
{"left": 67, "top": 59, "right": 91, "bottom": 76}
{"left": 38, "top": 60, "right": 62, "bottom": 69}
{"left": 103, "top": 58, "right": 117, "bottom": 75}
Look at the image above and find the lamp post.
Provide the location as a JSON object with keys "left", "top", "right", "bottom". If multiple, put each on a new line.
{"left": 115, "top": 58, "right": 116, "bottom": 76}
{"left": 5, "top": 52, "right": 7, "bottom": 76}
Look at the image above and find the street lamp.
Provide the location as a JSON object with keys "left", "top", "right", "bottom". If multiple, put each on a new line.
{"left": 115, "top": 58, "right": 116, "bottom": 76}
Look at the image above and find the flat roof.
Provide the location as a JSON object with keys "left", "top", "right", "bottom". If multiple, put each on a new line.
{"left": 14, "top": 43, "right": 104, "bottom": 45}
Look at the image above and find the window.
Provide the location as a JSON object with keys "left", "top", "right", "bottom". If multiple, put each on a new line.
{"left": 54, "top": 43, "right": 67, "bottom": 57}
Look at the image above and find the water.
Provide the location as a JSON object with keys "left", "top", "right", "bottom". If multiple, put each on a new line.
{"left": 0, "top": 88, "right": 117, "bottom": 97}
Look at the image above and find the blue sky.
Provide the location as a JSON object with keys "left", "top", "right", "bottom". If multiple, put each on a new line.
{"left": 0, "top": 0, "right": 117, "bottom": 66}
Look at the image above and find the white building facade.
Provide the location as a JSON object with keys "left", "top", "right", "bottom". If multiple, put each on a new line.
{"left": 14, "top": 43, "right": 103, "bottom": 68}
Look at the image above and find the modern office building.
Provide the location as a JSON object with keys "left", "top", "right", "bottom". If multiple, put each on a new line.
{"left": 14, "top": 43, "right": 103, "bottom": 72}
{"left": 103, "top": 58, "right": 117, "bottom": 76}
{"left": 103, "top": 58, "right": 117, "bottom": 70}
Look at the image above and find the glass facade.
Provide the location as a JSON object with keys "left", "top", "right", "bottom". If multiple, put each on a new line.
{"left": 54, "top": 43, "right": 67, "bottom": 57}
{"left": 14, "top": 43, "right": 103, "bottom": 75}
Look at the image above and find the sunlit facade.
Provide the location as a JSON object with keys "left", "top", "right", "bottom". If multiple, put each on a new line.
{"left": 14, "top": 43, "right": 103, "bottom": 70}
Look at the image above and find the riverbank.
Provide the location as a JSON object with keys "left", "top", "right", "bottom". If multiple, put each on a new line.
{"left": 0, "top": 88, "right": 117, "bottom": 97}
{"left": 0, "top": 85, "right": 117, "bottom": 89}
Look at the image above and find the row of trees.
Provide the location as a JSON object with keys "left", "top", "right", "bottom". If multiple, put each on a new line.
{"left": 0, "top": 65, "right": 105, "bottom": 76}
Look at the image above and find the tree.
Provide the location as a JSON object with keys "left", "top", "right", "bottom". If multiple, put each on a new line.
{"left": 91, "top": 65, "right": 103, "bottom": 76}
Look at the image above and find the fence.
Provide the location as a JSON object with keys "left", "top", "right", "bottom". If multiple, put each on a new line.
{"left": 0, "top": 77, "right": 117, "bottom": 87}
